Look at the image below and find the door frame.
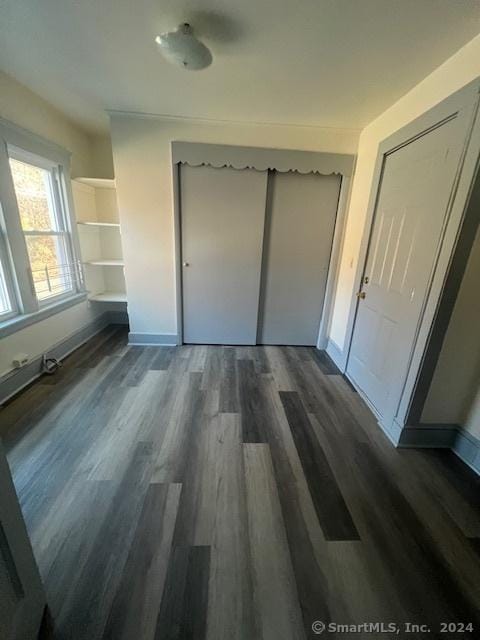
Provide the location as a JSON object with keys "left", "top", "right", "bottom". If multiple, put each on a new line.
{"left": 170, "top": 141, "right": 355, "bottom": 346}
{"left": 0, "top": 442, "right": 46, "bottom": 639}
{"left": 342, "top": 78, "right": 480, "bottom": 444}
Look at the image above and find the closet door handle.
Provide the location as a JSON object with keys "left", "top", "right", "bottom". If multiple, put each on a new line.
{"left": 183, "top": 262, "right": 190, "bottom": 267}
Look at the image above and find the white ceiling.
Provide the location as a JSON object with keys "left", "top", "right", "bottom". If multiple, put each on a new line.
{"left": 1, "top": 0, "right": 480, "bottom": 134}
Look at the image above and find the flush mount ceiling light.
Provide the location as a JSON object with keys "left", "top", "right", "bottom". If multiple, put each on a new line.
{"left": 155, "top": 23, "right": 212, "bottom": 70}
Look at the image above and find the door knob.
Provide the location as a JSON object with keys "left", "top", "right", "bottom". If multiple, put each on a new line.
{"left": 183, "top": 262, "right": 190, "bottom": 267}
{"left": 356, "top": 291, "right": 366, "bottom": 299}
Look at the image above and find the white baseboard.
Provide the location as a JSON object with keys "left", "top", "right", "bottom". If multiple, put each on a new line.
{"left": 325, "top": 338, "right": 346, "bottom": 372}
{"left": 128, "top": 332, "right": 178, "bottom": 346}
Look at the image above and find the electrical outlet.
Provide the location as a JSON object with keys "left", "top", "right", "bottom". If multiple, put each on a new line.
{"left": 12, "top": 353, "right": 29, "bottom": 369}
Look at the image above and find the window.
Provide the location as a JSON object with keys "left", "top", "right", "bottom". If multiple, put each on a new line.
{"left": 9, "top": 155, "right": 75, "bottom": 304}
{"left": 0, "top": 121, "right": 84, "bottom": 334}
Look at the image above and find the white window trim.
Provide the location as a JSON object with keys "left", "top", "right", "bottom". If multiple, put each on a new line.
{"left": 0, "top": 203, "right": 19, "bottom": 321}
{"left": 9, "top": 147, "right": 78, "bottom": 307}
{"left": 0, "top": 118, "right": 86, "bottom": 337}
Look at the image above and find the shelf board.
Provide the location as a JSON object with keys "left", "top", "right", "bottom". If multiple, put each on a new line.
{"left": 85, "top": 260, "right": 124, "bottom": 267}
{"left": 76, "top": 177, "right": 116, "bottom": 189}
{"left": 89, "top": 292, "right": 127, "bottom": 303}
{"left": 78, "top": 221, "right": 120, "bottom": 228}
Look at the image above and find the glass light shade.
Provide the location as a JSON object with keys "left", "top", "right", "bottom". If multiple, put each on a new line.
{"left": 155, "top": 24, "right": 212, "bottom": 71}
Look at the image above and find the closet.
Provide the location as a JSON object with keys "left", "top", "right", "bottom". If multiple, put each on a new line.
{"left": 181, "top": 164, "right": 267, "bottom": 344}
{"left": 180, "top": 163, "right": 341, "bottom": 345}
{"left": 258, "top": 170, "right": 340, "bottom": 345}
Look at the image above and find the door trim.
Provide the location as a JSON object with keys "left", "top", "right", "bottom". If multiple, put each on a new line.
{"left": 317, "top": 174, "right": 353, "bottom": 349}
{"left": 171, "top": 143, "right": 356, "bottom": 346}
{"left": 343, "top": 78, "right": 480, "bottom": 440}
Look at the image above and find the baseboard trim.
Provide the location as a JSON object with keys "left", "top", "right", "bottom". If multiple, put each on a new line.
{"left": 398, "top": 424, "right": 458, "bottom": 448}
{"left": 325, "top": 338, "right": 346, "bottom": 373}
{"left": 128, "top": 332, "right": 178, "bottom": 346}
{"left": 108, "top": 310, "right": 129, "bottom": 325}
{"left": 0, "top": 311, "right": 118, "bottom": 405}
{"left": 452, "top": 429, "right": 480, "bottom": 475}
{"left": 397, "top": 423, "right": 480, "bottom": 476}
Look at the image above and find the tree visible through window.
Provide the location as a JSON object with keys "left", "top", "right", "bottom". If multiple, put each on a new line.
{"left": 9, "top": 157, "right": 74, "bottom": 303}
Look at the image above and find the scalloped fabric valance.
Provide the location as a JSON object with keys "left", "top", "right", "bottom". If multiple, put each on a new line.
{"left": 171, "top": 142, "right": 355, "bottom": 177}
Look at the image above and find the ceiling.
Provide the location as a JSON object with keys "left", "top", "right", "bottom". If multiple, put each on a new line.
{"left": 1, "top": 0, "right": 480, "bottom": 134}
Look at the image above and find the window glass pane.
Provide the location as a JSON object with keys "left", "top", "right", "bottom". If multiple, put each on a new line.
{"left": 9, "top": 158, "right": 60, "bottom": 232}
{"left": 26, "top": 235, "right": 73, "bottom": 302}
{"left": 0, "top": 259, "right": 13, "bottom": 316}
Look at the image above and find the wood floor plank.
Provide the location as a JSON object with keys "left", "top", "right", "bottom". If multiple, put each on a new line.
{"left": 183, "top": 546, "right": 211, "bottom": 640}
{"left": 307, "top": 347, "right": 341, "bottom": 375}
{"left": 243, "top": 444, "right": 305, "bottom": 640}
{"left": 150, "top": 347, "right": 176, "bottom": 371}
{"left": 307, "top": 412, "right": 422, "bottom": 627}
{"left": 57, "top": 442, "right": 155, "bottom": 639}
{"left": 203, "top": 414, "right": 257, "bottom": 640}
{"left": 237, "top": 359, "right": 266, "bottom": 443}
{"left": 263, "top": 346, "right": 296, "bottom": 392}
{"left": 257, "top": 380, "right": 332, "bottom": 636}
{"left": 201, "top": 346, "right": 223, "bottom": 392}
{"left": 279, "top": 390, "right": 360, "bottom": 541}
{"left": 168, "top": 388, "right": 216, "bottom": 547}
{"left": 218, "top": 347, "right": 239, "bottom": 412}
{"left": 38, "top": 479, "right": 115, "bottom": 614}
{"left": 152, "top": 372, "right": 204, "bottom": 484}
{"left": 353, "top": 442, "right": 480, "bottom": 629}
{"left": 103, "top": 483, "right": 182, "bottom": 640}
{"left": 154, "top": 546, "right": 210, "bottom": 640}
{"left": 401, "top": 449, "right": 480, "bottom": 538}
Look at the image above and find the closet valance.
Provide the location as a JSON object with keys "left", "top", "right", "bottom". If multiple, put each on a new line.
{"left": 171, "top": 141, "right": 355, "bottom": 177}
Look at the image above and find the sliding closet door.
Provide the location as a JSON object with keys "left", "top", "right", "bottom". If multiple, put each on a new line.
{"left": 258, "top": 171, "right": 341, "bottom": 345}
{"left": 181, "top": 164, "right": 267, "bottom": 344}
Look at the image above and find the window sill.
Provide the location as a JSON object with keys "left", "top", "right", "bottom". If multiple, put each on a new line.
{"left": 0, "top": 292, "right": 88, "bottom": 339}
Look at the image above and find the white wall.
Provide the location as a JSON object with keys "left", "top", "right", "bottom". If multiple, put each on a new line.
{"left": 90, "top": 135, "right": 115, "bottom": 179}
{"left": 0, "top": 72, "right": 105, "bottom": 379}
{"left": 329, "top": 34, "right": 480, "bottom": 353}
{"left": 0, "top": 304, "right": 103, "bottom": 379}
{"left": 0, "top": 70, "right": 92, "bottom": 178}
{"left": 421, "top": 224, "right": 480, "bottom": 437}
{"left": 110, "top": 114, "right": 359, "bottom": 337}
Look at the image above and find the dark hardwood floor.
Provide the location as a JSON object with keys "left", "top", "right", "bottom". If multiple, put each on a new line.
{"left": 1, "top": 325, "right": 480, "bottom": 639}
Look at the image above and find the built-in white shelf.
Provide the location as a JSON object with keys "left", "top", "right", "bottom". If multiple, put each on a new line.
{"left": 76, "top": 177, "right": 116, "bottom": 189}
{"left": 85, "top": 259, "right": 124, "bottom": 267}
{"left": 89, "top": 292, "right": 127, "bottom": 303}
{"left": 78, "top": 220, "right": 120, "bottom": 228}
{"left": 73, "top": 176, "right": 127, "bottom": 317}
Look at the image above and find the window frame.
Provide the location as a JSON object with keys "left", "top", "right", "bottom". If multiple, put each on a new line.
{"left": 9, "top": 148, "right": 78, "bottom": 307}
{"left": 0, "top": 219, "right": 18, "bottom": 321}
{"left": 0, "top": 118, "right": 86, "bottom": 337}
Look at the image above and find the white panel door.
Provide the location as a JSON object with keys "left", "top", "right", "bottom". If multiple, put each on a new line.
{"left": 0, "top": 443, "right": 45, "bottom": 640}
{"left": 181, "top": 164, "right": 268, "bottom": 344}
{"left": 347, "top": 115, "right": 469, "bottom": 421}
{"left": 258, "top": 171, "right": 341, "bottom": 345}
